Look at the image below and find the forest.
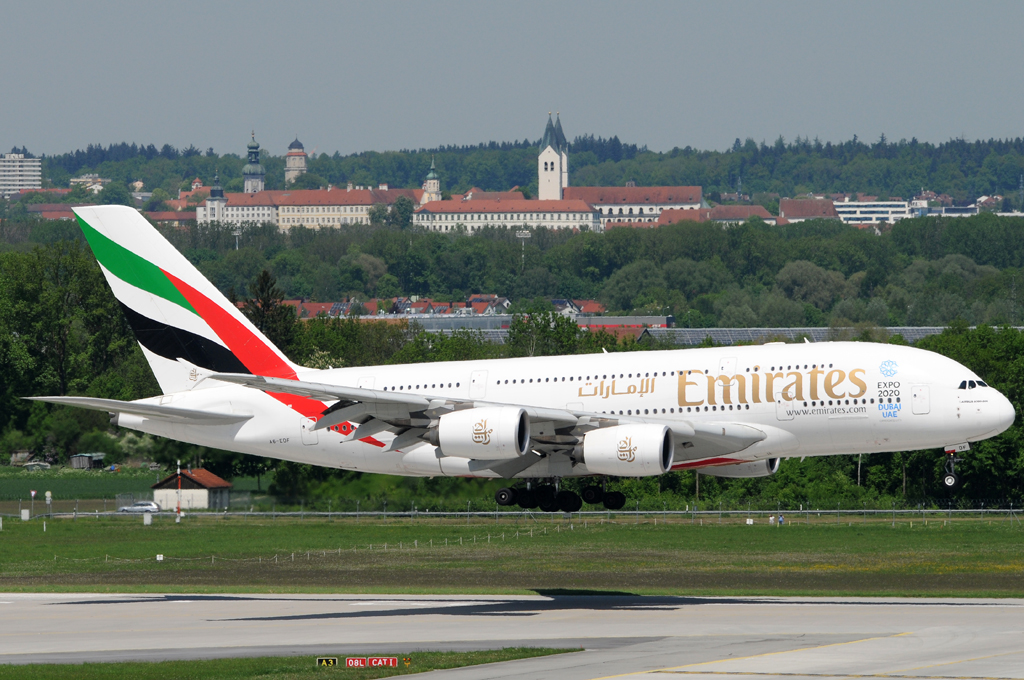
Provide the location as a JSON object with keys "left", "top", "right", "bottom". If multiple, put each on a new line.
{"left": 12, "top": 132, "right": 1024, "bottom": 206}
{"left": 7, "top": 211, "right": 1024, "bottom": 330}
{"left": 2, "top": 213, "right": 1024, "bottom": 509}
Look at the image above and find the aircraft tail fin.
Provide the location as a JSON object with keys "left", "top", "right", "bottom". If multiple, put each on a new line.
{"left": 72, "top": 205, "right": 300, "bottom": 394}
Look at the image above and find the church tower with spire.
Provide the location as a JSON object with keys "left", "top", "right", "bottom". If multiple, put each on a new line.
{"left": 538, "top": 113, "right": 568, "bottom": 200}
{"left": 242, "top": 131, "right": 266, "bottom": 193}
{"left": 421, "top": 156, "right": 442, "bottom": 204}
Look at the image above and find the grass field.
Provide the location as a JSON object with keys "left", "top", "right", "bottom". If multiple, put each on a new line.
{"left": 0, "top": 649, "right": 572, "bottom": 679}
{"left": 1, "top": 513, "right": 1021, "bottom": 597}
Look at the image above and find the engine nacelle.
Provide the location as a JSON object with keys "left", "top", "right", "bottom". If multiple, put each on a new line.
{"left": 580, "top": 424, "right": 674, "bottom": 477}
{"left": 437, "top": 406, "right": 530, "bottom": 460}
{"left": 700, "top": 458, "right": 781, "bottom": 478}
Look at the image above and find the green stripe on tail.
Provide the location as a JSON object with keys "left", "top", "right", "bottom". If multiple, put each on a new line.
{"left": 75, "top": 214, "right": 197, "bottom": 315}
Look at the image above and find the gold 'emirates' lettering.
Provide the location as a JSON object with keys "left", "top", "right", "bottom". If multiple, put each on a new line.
{"left": 678, "top": 371, "right": 704, "bottom": 406}
{"left": 677, "top": 366, "right": 867, "bottom": 407}
{"left": 848, "top": 369, "right": 867, "bottom": 398}
{"left": 824, "top": 370, "right": 846, "bottom": 399}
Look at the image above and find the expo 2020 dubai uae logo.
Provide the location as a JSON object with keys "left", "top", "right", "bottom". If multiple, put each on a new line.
{"left": 879, "top": 360, "right": 898, "bottom": 377}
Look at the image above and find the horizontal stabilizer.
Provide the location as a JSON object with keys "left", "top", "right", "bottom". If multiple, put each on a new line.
{"left": 24, "top": 396, "right": 253, "bottom": 426}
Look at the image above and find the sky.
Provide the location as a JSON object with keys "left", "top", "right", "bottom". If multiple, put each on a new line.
{"left": 3, "top": 0, "right": 1024, "bottom": 158}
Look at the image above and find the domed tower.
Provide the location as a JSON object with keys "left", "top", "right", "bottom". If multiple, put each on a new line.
{"left": 421, "top": 156, "right": 441, "bottom": 204}
{"left": 242, "top": 132, "right": 266, "bottom": 194}
{"left": 284, "top": 136, "right": 308, "bottom": 184}
{"left": 206, "top": 173, "right": 226, "bottom": 220}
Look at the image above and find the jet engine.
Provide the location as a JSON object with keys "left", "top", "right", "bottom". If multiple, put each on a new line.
{"left": 578, "top": 424, "right": 674, "bottom": 477}
{"left": 436, "top": 406, "right": 530, "bottom": 460}
{"left": 700, "top": 458, "right": 781, "bottom": 478}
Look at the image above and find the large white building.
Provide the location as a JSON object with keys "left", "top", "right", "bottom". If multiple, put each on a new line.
{"left": 414, "top": 198, "right": 600, "bottom": 232}
{"left": 197, "top": 184, "right": 423, "bottom": 228}
{"left": 538, "top": 114, "right": 569, "bottom": 200}
{"left": 833, "top": 199, "right": 912, "bottom": 226}
{"left": 0, "top": 153, "right": 42, "bottom": 198}
{"left": 563, "top": 185, "right": 705, "bottom": 227}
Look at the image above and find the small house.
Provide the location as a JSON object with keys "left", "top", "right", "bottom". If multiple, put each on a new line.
{"left": 151, "top": 468, "right": 232, "bottom": 510}
{"left": 70, "top": 453, "right": 106, "bottom": 469}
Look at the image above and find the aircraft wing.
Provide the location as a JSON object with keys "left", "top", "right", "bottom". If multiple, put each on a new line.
{"left": 207, "top": 372, "right": 581, "bottom": 430}
{"left": 205, "top": 372, "right": 767, "bottom": 461}
{"left": 24, "top": 396, "right": 253, "bottom": 425}
{"left": 207, "top": 373, "right": 432, "bottom": 408}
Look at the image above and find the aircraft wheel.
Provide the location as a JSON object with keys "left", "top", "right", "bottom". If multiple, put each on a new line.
{"left": 557, "top": 490, "right": 583, "bottom": 513}
{"left": 535, "top": 485, "right": 555, "bottom": 505}
{"left": 942, "top": 472, "right": 960, "bottom": 490}
{"left": 581, "top": 485, "right": 604, "bottom": 505}
{"left": 495, "top": 487, "right": 517, "bottom": 506}
{"left": 536, "top": 486, "right": 559, "bottom": 512}
{"left": 516, "top": 489, "right": 537, "bottom": 509}
{"left": 603, "top": 491, "right": 626, "bottom": 510}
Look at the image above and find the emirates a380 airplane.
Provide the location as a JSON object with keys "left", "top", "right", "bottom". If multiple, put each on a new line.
{"left": 30, "top": 206, "right": 1015, "bottom": 512}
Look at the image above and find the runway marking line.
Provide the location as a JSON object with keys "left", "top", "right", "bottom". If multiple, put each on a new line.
{"left": 588, "top": 633, "right": 911, "bottom": 680}
{"left": 890, "top": 647, "right": 1024, "bottom": 675}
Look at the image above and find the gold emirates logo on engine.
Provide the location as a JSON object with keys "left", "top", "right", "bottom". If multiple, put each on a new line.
{"left": 472, "top": 419, "right": 492, "bottom": 445}
{"left": 617, "top": 437, "right": 637, "bottom": 462}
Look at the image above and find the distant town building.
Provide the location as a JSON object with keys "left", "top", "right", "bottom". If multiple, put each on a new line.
{"left": 197, "top": 184, "right": 422, "bottom": 227}
{"left": 414, "top": 198, "right": 600, "bottom": 232}
{"left": 420, "top": 157, "right": 442, "bottom": 204}
{"left": 563, "top": 185, "right": 705, "bottom": 228}
{"left": 832, "top": 198, "right": 912, "bottom": 226}
{"left": 706, "top": 204, "right": 775, "bottom": 225}
{"left": 778, "top": 198, "right": 840, "bottom": 223}
{"left": 538, "top": 114, "right": 569, "bottom": 200}
{"left": 0, "top": 153, "right": 42, "bottom": 198}
{"left": 607, "top": 204, "right": 776, "bottom": 229}
{"left": 242, "top": 132, "right": 266, "bottom": 193}
{"left": 284, "top": 137, "right": 308, "bottom": 184}
{"left": 69, "top": 173, "right": 111, "bottom": 194}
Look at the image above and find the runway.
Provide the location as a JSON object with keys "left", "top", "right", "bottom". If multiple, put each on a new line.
{"left": 1, "top": 593, "right": 1023, "bottom": 679}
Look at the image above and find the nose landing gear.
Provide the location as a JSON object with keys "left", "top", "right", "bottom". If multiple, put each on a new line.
{"left": 942, "top": 451, "right": 963, "bottom": 490}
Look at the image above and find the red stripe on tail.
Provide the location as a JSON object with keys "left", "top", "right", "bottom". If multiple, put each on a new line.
{"left": 162, "top": 269, "right": 325, "bottom": 419}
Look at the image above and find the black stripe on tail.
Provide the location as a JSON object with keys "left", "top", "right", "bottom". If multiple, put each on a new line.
{"left": 119, "top": 302, "right": 248, "bottom": 374}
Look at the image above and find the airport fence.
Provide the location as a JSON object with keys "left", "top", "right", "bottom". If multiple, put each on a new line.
{"left": 1, "top": 505, "right": 1021, "bottom": 526}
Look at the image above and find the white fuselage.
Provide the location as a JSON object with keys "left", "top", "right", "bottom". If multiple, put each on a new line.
{"left": 117, "top": 342, "right": 1014, "bottom": 479}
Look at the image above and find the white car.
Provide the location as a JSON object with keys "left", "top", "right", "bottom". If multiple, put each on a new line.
{"left": 118, "top": 501, "right": 161, "bottom": 513}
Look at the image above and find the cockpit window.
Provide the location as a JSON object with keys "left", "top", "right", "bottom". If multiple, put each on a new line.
{"left": 968, "top": 380, "right": 977, "bottom": 389}
{"left": 977, "top": 380, "right": 989, "bottom": 387}
{"left": 958, "top": 381, "right": 967, "bottom": 389}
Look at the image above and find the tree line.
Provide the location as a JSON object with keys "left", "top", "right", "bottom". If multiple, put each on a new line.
{"left": 12, "top": 132, "right": 1024, "bottom": 206}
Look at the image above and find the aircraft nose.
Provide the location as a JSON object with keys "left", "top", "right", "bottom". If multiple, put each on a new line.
{"left": 994, "top": 392, "right": 1016, "bottom": 435}
{"left": 979, "top": 391, "right": 1017, "bottom": 439}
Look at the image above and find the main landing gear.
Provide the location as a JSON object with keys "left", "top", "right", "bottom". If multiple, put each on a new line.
{"left": 494, "top": 480, "right": 626, "bottom": 512}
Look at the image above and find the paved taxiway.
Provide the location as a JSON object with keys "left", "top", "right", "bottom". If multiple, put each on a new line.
{"left": 1, "top": 594, "right": 1022, "bottom": 679}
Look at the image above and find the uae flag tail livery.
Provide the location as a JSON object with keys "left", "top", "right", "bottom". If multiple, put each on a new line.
{"left": 72, "top": 205, "right": 300, "bottom": 395}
